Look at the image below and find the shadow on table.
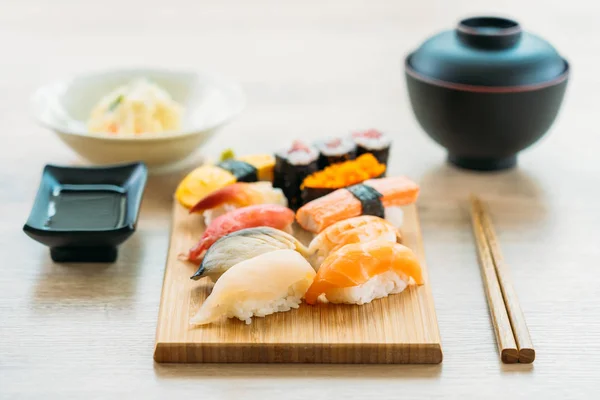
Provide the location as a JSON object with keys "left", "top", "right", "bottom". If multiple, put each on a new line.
{"left": 30, "top": 231, "right": 144, "bottom": 305}
{"left": 418, "top": 163, "right": 548, "bottom": 227}
{"left": 153, "top": 362, "right": 442, "bottom": 380}
{"left": 501, "top": 363, "right": 535, "bottom": 374}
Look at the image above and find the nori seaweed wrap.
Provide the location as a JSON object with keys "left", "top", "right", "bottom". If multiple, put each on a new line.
{"left": 216, "top": 159, "right": 258, "bottom": 182}
{"left": 314, "top": 137, "right": 357, "bottom": 169}
{"left": 273, "top": 141, "right": 319, "bottom": 209}
{"left": 345, "top": 183, "right": 385, "bottom": 218}
{"left": 351, "top": 129, "right": 392, "bottom": 166}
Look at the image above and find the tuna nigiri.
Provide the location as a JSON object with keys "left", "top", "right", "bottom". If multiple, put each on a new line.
{"left": 190, "top": 249, "right": 316, "bottom": 325}
{"left": 305, "top": 240, "right": 424, "bottom": 305}
{"left": 189, "top": 182, "right": 288, "bottom": 225}
{"left": 296, "top": 176, "right": 419, "bottom": 233}
{"left": 307, "top": 215, "right": 401, "bottom": 269}
{"left": 185, "top": 204, "right": 295, "bottom": 262}
{"left": 191, "top": 227, "right": 310, "bottom": 282}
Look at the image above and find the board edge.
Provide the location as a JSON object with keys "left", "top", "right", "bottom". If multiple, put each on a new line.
{"left": 153, "top": 199, "right": 179, "bottom": 353}
{"left": 153, "top": 341, "right": 443, "bottom": 364}
{"left": 411, "top": 203, "right": 444, "bottom": 348}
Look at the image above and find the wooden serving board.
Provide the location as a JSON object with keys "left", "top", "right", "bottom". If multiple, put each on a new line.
{"left": 154, "top": 203, "right": 442, "bottom": 364}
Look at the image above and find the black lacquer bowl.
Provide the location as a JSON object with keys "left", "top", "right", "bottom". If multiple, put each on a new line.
{"left": 23, "top": 162, "right": 147, "bottom": 262}
{"left": 404, "top": 16, "right": 570, "bottom": 171}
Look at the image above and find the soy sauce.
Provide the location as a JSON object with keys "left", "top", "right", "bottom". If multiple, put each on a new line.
{"left": 44, "top": 185, "right": 126, "bottom": 230}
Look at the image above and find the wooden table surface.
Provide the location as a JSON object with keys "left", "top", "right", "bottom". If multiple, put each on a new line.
{"left": 1, "top": 0, "right": 599, "bottom": 398}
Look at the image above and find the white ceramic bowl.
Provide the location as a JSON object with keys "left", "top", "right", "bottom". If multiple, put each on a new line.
{"left": 31, "top": 68, "right": 246, "bottom": 169}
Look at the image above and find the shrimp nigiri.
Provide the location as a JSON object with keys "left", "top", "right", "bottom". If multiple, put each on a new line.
{"left": 307, "top": 215, "right": 401, "bottom": 269}
{"left": 305, "top": 240, "right": 424, "bottom": 305}
{"left": 185, "top": 204, "right": 295, "bottom": 262}
{"left": 189, "top": 182, "right": 287, "bottom": 225}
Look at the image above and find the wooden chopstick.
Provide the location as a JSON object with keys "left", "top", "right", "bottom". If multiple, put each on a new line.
{"left": 469, "top": 197, "right": 519, "bottom": 363}
{"left": 471, "top": 196, "right": 535, "bottom": 364}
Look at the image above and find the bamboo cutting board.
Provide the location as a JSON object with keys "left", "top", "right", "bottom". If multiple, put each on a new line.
{"left": 154, "top": 203, "right": 442, "bottom": 363}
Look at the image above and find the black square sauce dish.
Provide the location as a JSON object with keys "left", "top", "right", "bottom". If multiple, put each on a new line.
{"left": 23, "top": 162, "right": 148, "bottom": 263}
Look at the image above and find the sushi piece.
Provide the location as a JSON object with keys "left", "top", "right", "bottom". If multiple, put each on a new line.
{"left": 300, "top": 153, "right": 386, "bottom": 204}
{"left": 175, "top": 165, "right": 236, "bottom": 209}
{"left": 185, "top": 204, "right": 295, "bottom": 262}
{"left": 314, "top": 137, "right": 357, "bottom": 169}
{"left": 307, "top": 215, "right": 400, "bottom": 269}
{"left": 175, "top": 153, "right": 275, "bottom": 209}
{"left": 351, "top": 129, "right": 392, "bottom": 166}
{"left": 305, "top": 240, "right": 424, "bottom": 305}
{"left": 190, "top": 249, "right": 316, "bottom": 325}
{"left": 296, "top": 176, "right": 420, "bottom": 233}
{"left": 189, "top": 182, "right": 288, "bottom": 225}
{"left": 191, "top": 227, "right": 310, "bottom": 282}
{"left": 237, "top": 154, "right": 276, "bottom": 182}
{"left": 273, "top": 140, "right": 319, "bottom": 210}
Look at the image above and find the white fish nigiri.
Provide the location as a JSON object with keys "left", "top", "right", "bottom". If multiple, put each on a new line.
{"left": 190, "top": 250, "right": 316, "bottom": 326}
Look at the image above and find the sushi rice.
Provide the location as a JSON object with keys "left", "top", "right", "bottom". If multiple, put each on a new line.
{"left": 318, "top": 270, "right": 408, "bottom": 305}
{"left": 351, "top": 129, "right": 392, "bottom": 165}
{"left": 215, "top": 282, "right": 308, "bottom": 325}
{"left": 314, "top": 137, "right": 357, "bottom": 169}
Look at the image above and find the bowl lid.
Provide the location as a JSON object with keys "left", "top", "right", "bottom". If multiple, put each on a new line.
{"left": 407, "top": 16, "right": 568, "bottom": 87}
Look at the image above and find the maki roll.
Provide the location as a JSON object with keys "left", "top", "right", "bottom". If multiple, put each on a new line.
{"left": 273, "top": 140, "right": 319, "bottom": 209}
{"left": 301, "top": 153, "right": 386, "bottom": 204}
{"left": 314, "top": 137, "right": 357, "bottom": 169}
{"left": 351, "top": 129, "right": 392, "bottom": 166}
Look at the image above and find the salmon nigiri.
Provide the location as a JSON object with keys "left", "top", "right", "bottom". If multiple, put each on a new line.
{"left": 307, "top": 215, "right": 401, "bottom": 270}
{"left": 304, "top": 240, "right": 424, "bottom": 305}
{"left": 189, "top": 182, "right": 287, "bottom": 225}
{"left": 296, "top": 176, "right": 419, "bottom": 233}
{"left": 185, "top": 204, "right": 295, "bottom": 262}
